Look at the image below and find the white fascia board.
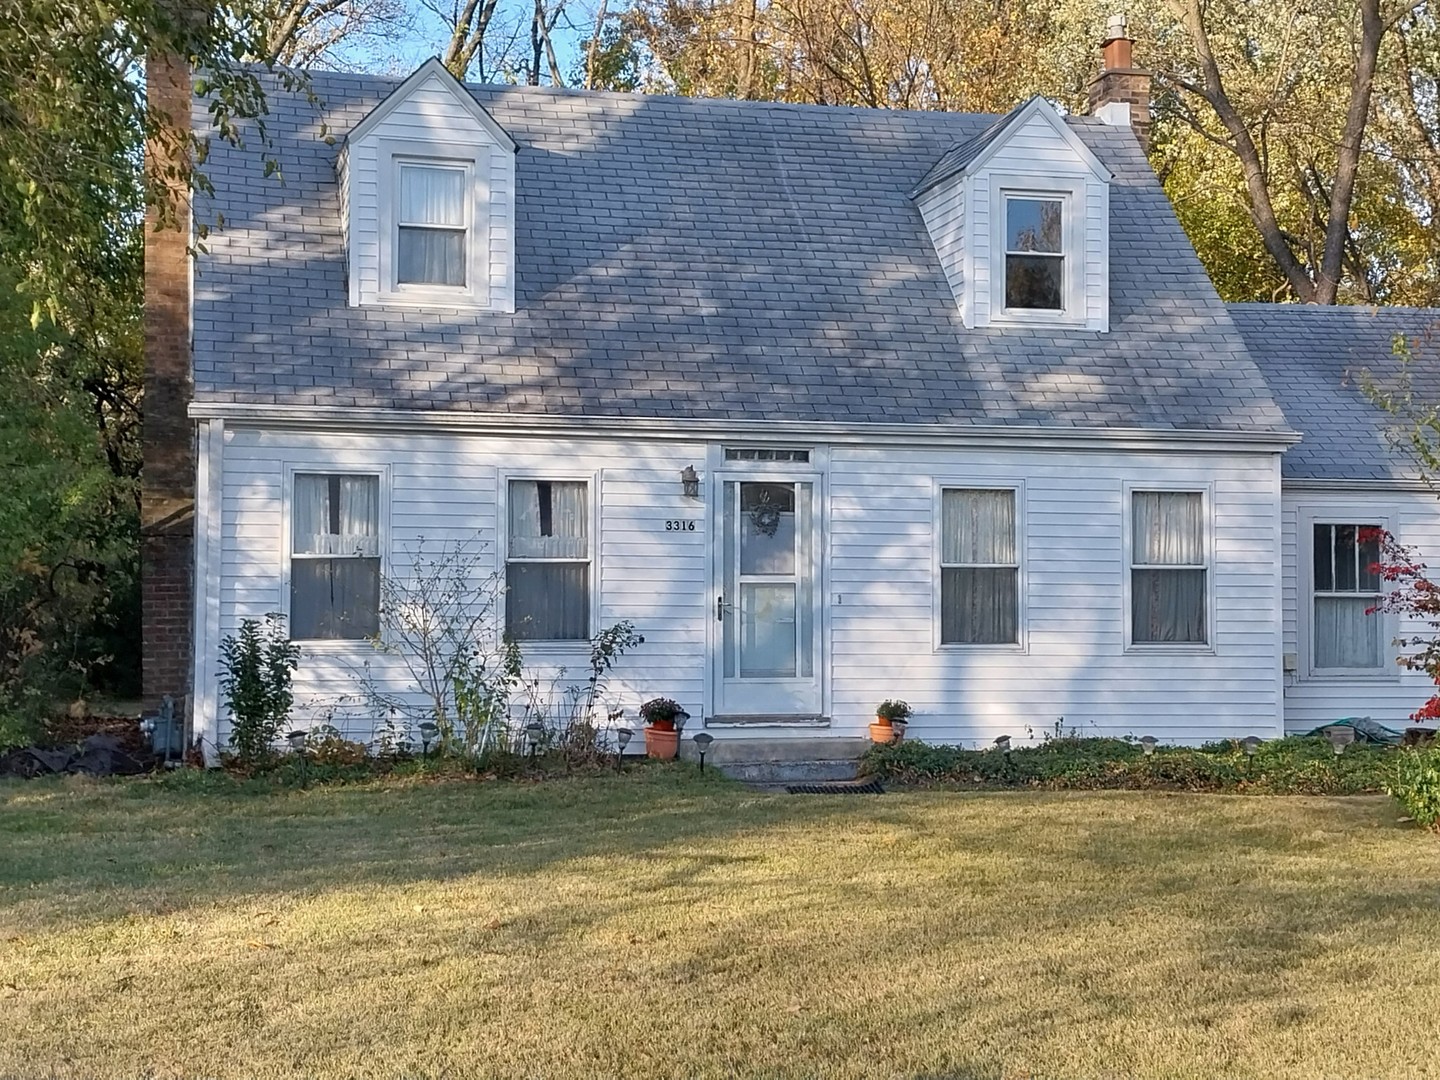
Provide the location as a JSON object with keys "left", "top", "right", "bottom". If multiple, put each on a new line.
{"left": 1283, "top": 476, "right": 1431, "bottom": 492}
{"left": 344, "top": 57, "right": 518, "bottom": 153}
{"left": 188, "top": 401, "right": 1300, "bottom": 453}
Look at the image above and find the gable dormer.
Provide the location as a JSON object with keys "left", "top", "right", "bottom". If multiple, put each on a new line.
{"left": 912, "top": 97, "right": 1112, "bottom": 332}
{"left": 339, "top": 58, "right": 518, "bottom": 311}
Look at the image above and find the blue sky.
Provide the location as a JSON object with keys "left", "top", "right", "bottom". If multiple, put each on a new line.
{"left": 324, "top": 0, "right": 598, "bottom": 83}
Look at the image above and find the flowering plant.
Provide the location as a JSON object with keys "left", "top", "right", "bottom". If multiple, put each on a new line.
{"left": 1364, "top": 527, "right": 1440, "bottom": 719}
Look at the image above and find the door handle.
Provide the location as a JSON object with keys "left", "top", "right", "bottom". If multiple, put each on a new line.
{"left": 717, "top": 595, "right": 725, "bottom": 622}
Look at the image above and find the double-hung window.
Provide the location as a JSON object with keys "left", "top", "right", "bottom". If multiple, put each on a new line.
{"left": 940, "top": 488, "right": 1019, "bottom": 645}
{"left": 291, "top": 474, "right": 381, "bottom": 640}
{"left": 395, "top": 161, "right": 468, "bottom": 288}
{"left": 1130, "top": 491, "right": 1207, "bottom": 645}
{"left": 1312, "top": 523, "right": 1385, "bottom": 671}
{"left": 506, "top": 480, "right": 590, "bottom": 641}
{"left": 1004, "top": 196, "right": 1065, "bottom": 311}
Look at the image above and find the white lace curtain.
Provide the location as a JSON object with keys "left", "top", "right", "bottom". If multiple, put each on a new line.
{"left": 1132, "top": 492, "right": 1203, "bottom": 565}
{"left": 940, "top": 490, "right": 1018, "bottom": 644}
{"left": 941, "top": 489, "right": 1016, "bottom": 565}
{"left": 397, "top": 164, "right": 466, "bottom": 286}
{"left": 1316, "top": 597, "right": 1382, "bottom": 668}
{"left": 1132, "top": 491, "right": 1205, "bottom": 643}
{"left": 399, "top": 164, "right": 464, "bottom": 226}
{"left": 294, "top": 475, "right": 379, "bottom": 557}
{"left": 509, "top": 480, "right": 588, "bottom": 558}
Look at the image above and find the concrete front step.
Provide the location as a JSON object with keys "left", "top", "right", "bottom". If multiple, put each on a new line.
{"left": 677, "top": 736, "right": 870, "bottom": 784}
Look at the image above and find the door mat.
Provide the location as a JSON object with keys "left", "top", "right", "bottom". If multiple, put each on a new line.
{"left": 784, "top": 780, "right": 884, "bottom": 795}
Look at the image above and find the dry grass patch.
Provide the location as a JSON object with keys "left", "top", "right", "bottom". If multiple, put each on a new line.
{"left": 2, "top": 771, "right": 1437, "bottom": 1079}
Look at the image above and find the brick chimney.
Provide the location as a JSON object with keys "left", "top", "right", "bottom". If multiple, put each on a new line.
{"left": 1087, "top": 13, "right": 1152, "bottom": 151}
{"left": 142, "top": 49, "right": 195, "bottom": 718}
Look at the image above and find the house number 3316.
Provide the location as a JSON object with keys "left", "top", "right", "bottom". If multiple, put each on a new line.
{"left": 665, "top": 520, "right": 697, "bottom": 531}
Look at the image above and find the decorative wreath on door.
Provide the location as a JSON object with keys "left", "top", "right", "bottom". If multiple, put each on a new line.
{"left": 749, "top": 490, "right": 782, "bottom": 537}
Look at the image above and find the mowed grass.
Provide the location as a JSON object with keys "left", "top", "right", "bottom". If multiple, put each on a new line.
{"left": 2, "top": 771, "right": 1438, "bottom": 1079}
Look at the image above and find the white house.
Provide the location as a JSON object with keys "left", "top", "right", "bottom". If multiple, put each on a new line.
{"left": 168, "top": 48, "right": 1440, "bottom": 757}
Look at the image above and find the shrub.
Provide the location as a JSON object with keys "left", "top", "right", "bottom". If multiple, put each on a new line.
{"left": 219, "top": 613, "right": 300, "bottom": 765}
{"left": 861, "top": 736, "right": 1397, "bottom": 796}
{"left": 875, "top": 700, "right": 912, "bottom": 723}
{"left": 1387, "top": 747, "right": 1440, "bottom": 830}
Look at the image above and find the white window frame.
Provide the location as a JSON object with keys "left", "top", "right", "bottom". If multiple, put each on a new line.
{"left": 988, "top": 173, "right": 1087, "bottom": 326}
{"left": 933, "top": 481, "right": 1027, "bottom": 653}
{"left": 498, "top": 472, "right": 599, "bottom": 648}
{"left": 1123, "top": 484, "right": 1214, "bottom": 653}
{"left": 1000, "top": 195, "right": 1066, "bottom": 314}
{"left": 377, "top": 138, "right": 489, "bottom": 309}
{"left": 1300, "top": 508, "right": 1397, "bottom": 680}
{"left": 280, "top": 464, "right": 390, "bottom": 649}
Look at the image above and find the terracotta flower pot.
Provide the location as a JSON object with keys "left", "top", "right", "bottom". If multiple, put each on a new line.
{"left": 869, "top": 719, "right": 901, "bottom": 744}
{"left": 644, "top": 725, "right": 680, "bottom": 760}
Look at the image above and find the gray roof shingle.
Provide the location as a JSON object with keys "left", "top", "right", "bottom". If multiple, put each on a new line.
{"left": 1229, "top": 304, "right": 1440, "bottom": 480}
{"left": 192, "top": 72, "right": 1290, "bottom": 434}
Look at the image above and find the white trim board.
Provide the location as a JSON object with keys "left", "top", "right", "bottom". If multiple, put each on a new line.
{"left": 189, "top": 402, "right": 1301, "bottom": 453}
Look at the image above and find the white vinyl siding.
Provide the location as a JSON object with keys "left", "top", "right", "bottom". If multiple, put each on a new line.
{"left": 198, "top": 426, "right": 1286, "bottom": 752}
{"left": 206, "top": 428, "right": 705, "bottom": 752}
{"left": 1278, "top": 492, "right": 1440, "bottom": 733}
{"left": 828, "top": 448, "right": 1279, "bottom": 745}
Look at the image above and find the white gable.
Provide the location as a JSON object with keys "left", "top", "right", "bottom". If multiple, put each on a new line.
{"left": 340, "top": 59, "right": 517, "bottom": 311}
{"left": 914, "top": 98, "right": 1111, "bottom": 333}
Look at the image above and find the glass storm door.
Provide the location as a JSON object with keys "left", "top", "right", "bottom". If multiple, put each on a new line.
{"left": 716, "top": 479, "right": 821, "bottom": 717}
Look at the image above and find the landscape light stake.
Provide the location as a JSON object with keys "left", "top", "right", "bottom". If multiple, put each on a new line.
{"left": 525, "top": 721, "right": 544, "bottom": 762}
{"left": 693, "top": 732, "right": 714, "bottom": 773}
{"left": 614, "top": 728, "right": 633, "bottom": 771}
{"left": 1140, "top": 736, "right": 1157, "bottom": 757}
{"left": 287, "top": 730, "right": 308, "bottom": 788}
{"left": 419, "top": 721, "right": 438, "bottom": 759}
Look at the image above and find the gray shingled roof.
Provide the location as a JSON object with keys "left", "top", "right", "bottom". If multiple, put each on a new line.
{"left": 1229, "top": 304, "right": 1440, "bottom": 480}
{"left": 192, "top": 72, "right": 1289, "bottom": 433}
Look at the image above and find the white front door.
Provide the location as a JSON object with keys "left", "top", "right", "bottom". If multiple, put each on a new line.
{"left": 714, "top": 477, "right": 822, "bottom": 718}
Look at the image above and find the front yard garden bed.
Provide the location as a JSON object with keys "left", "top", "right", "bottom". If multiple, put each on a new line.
{"left": 860, "top": 735, "right": 1411, "bottom": 796}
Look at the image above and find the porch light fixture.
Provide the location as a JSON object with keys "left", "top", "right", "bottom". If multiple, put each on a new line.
{"left": 614, "top": 727, "right": 633, "bottom": 771}
{"left": 524, "top": 721, "right": 545, "bottom": 758}
{"left": 680, "top": 465, "right": 701, "bottom": 499}
{"left": 1242, "top": 736, "right": 1261, "bottom": 758}
{"left": 418, "top": 721, "right": 439, "bottom": 758}
{"left": 1139, "top": 736, "right": 1158, "bottom": 757}
{"left": 693, "top": 732, "right": 714, "bottom": 773}
{"left": 1325, "top": 725, "right": 1355, "bottom": 756}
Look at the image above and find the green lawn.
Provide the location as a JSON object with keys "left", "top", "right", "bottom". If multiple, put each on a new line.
{"left": 2, "top": 770, "right": 1438, "bottom": 1079}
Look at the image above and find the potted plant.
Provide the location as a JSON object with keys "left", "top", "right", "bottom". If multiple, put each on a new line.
{"left": 871, "top": 700, "right": 912, "bottom": 744}
{"left": 640, "top": 697, "right": 686, "bottom": 759}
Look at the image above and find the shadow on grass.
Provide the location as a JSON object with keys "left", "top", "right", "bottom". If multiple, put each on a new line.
{"left": 0, "top": 773, "right": 1428, "bottom": 949}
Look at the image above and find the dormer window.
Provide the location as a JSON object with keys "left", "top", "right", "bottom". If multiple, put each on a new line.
{"left": 1004, "top": 196, "right": 1064, "bottom": 311}
{"left": 909, "top": 96, "right": 1111, "bottom": 332}
{"left": 339, "top": 58, "right": 517, "bottom": 311}
{"left": 396, "top": 162, "right": 468, "bottom": 288}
